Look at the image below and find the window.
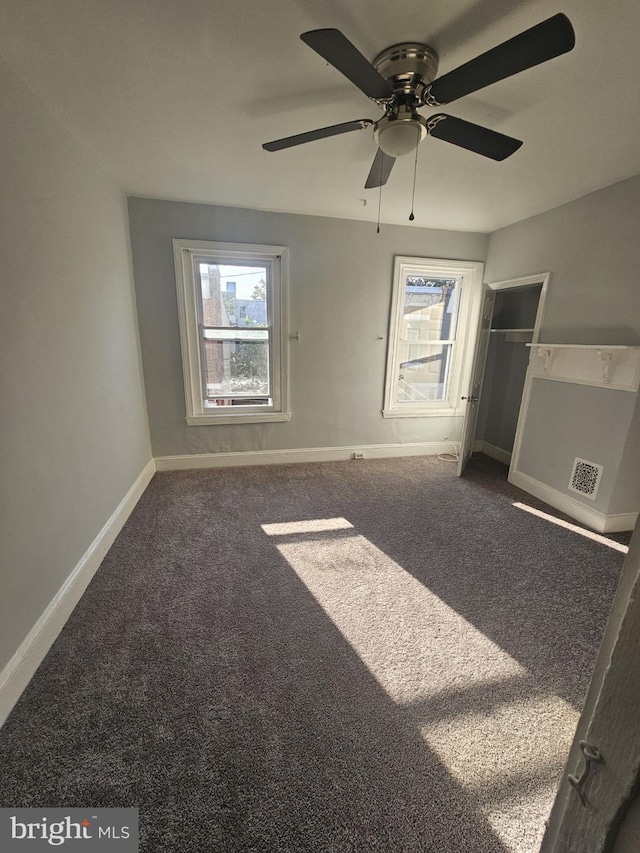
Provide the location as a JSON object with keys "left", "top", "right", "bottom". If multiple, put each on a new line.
{"left": 383, "top": 257, "right": 484, "bottom": 417}
{"left": 173, "top": 239, "right": 290, "bottom": 425}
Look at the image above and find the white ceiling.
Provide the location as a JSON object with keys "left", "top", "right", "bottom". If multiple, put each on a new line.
{"left": 1, "top": 0, "right": 639, "bottom": 232}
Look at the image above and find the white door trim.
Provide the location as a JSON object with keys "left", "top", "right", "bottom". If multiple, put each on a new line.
{"left": 541, "top": 525, "right": 640, "bottom": 851}
{"left": 459, "top": 272, "right": 550, "bottom": 473}
{"left": 487, "top": 271, "right": 550, "bottom": 345}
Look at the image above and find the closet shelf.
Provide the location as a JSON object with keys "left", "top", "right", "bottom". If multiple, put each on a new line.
{"left": 491, "top": 328, "right": 534, "bottom": 343}
{"left": 525, "top": 343, "right": 637, "bottom": 349}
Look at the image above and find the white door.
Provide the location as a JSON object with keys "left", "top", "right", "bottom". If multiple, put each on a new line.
{"left": 541, "top": 526, "right": 640, "bottom": 852}
{"left": 457, "top": 286, "right": 495, "bottom": 476}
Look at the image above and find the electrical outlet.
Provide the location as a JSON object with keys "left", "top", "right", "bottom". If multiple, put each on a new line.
{"left": 352, "top": 452, "right": 365, "bottom": 460}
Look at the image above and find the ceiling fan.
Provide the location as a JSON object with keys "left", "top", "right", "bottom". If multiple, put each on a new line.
{"left": 262, "top": 14, "right": 575, "bottom": 189}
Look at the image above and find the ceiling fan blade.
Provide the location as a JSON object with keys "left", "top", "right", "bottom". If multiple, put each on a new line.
{"left": 364, "top": 148, "right": 396, "bottom": 189}
{"left": 425, "top": 13, "right": 575, "bottom": 106}
{"left": 300, "top": 29, "right": 393, "bottom": 101}
{"left": 263, "top": 119, "right": 373, "bottom": 152}
{"left": 427, "top": 114, "right": 522, "bottom": 161}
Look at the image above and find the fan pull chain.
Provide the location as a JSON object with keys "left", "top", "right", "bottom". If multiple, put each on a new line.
{"left": 409, "top": 124, "right": 420, "bottom": 222}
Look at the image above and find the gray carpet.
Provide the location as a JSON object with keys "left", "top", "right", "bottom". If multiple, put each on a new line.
{"left": 0, "top": 455, "right": 629, "bottom": 852}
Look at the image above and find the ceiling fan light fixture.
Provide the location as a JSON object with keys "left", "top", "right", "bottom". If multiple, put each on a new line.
{"left": 374, "top": 113, "right": 426, "bottom": 157}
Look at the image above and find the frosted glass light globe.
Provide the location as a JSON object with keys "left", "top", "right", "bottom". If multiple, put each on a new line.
{"left": 374, "top": 117, "right": 426, "bottom": 157}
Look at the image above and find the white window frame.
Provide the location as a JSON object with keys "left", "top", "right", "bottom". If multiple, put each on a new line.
{"left": 383, "top": 256, "right": 484, "bottom": 418}
{"left": 173, "top": 239, "right": 290, "bottom": 426}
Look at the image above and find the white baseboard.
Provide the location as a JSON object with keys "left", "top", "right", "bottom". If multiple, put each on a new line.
{"left": 0, "top": 458, "right": 156, "bottom": 729}
{"left": 479, "top": 441, "right": 512, "bottom": 466}
{"left": 155, "top": 441, "right": 456, "bottom": 471}
{"left": 509, "top": 469, "right": 638, "bottom": 533}
{"left": 602, "top": 512, "right": 639, "bottom": 534}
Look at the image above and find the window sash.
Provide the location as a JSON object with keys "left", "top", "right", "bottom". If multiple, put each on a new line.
{"left": 395, "top": 274, "right": 462, "bottom": 407}
{"left": 202, "top": 326, "right": 271, "bottom": 342}
{"left": 201, "top": 336, "right": 271, "bottom": 401}
{"left": 397, "top": 337, "right": 457, "bottom": 345}
{"left": 204, "top": 395, "right": 271, "bottom": 401}
{"left": 173, "top": 239, "right": 289, "bottom": 424}
{"left": 383, "top": 257, "right": 484, "bottom": 417}
{"left": 395, "top": 342, "right": 454, "bottom": 405}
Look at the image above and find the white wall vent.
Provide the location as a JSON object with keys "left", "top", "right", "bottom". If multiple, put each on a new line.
{"left": 568, "top": 458, "right": 603, "bottom": 500}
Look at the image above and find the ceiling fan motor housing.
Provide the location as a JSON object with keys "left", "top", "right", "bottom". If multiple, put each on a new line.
{"left": 372, "top": 42, "right": 439, "bottom": 98}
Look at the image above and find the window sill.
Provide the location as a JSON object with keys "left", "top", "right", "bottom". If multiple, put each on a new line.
{"left": 186, "top": 412, "right": 291, "bottom": 426}
{"left": 381, "top": 407, "right": 460, "bottom": 419}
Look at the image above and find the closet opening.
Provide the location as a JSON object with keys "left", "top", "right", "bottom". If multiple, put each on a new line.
{"left": 476, "top": 282, "right": 544, "bottom": 466}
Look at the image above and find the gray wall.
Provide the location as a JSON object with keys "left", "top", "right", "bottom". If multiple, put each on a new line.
{"left": 516, "top": 381, "right": 636, "bottom": 515}
{"left": 485, "top": 175, "right": 640, "bottom": 345}
{"left": 127, "top": 197, "right": 488, "bottom": 458}
{"left": 614, "top": 794, "right": 640, "bottom": 852}
{"left": 0, "top": 58, "right": 152, "bottom": 672}
{"left": 610, "top": 398, "right": 640, "bottom": 515}
{"left": 485, "top": 176, "right": 640, "bottom": 518}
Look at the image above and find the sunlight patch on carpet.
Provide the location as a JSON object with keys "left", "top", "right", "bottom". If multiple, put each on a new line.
{"left": 261, "top": 518, "right": 354, "bottom": 536}
{"left": 422, "top": 693, "right": 576, "bottom": 792}
{"left": 264, "top": 516, "right": 580, "bottom": 853}
{"left": 266, "top": 520, "right": 526, "bottom": 707}
{"left": 483, "top": 786, "right": 559, "bottom": 852}
{"left": 421, "top": 693, "right": 578, "bottom": 850}
{"left": 512, "top": 502, "right": 629, "bottom": 553}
